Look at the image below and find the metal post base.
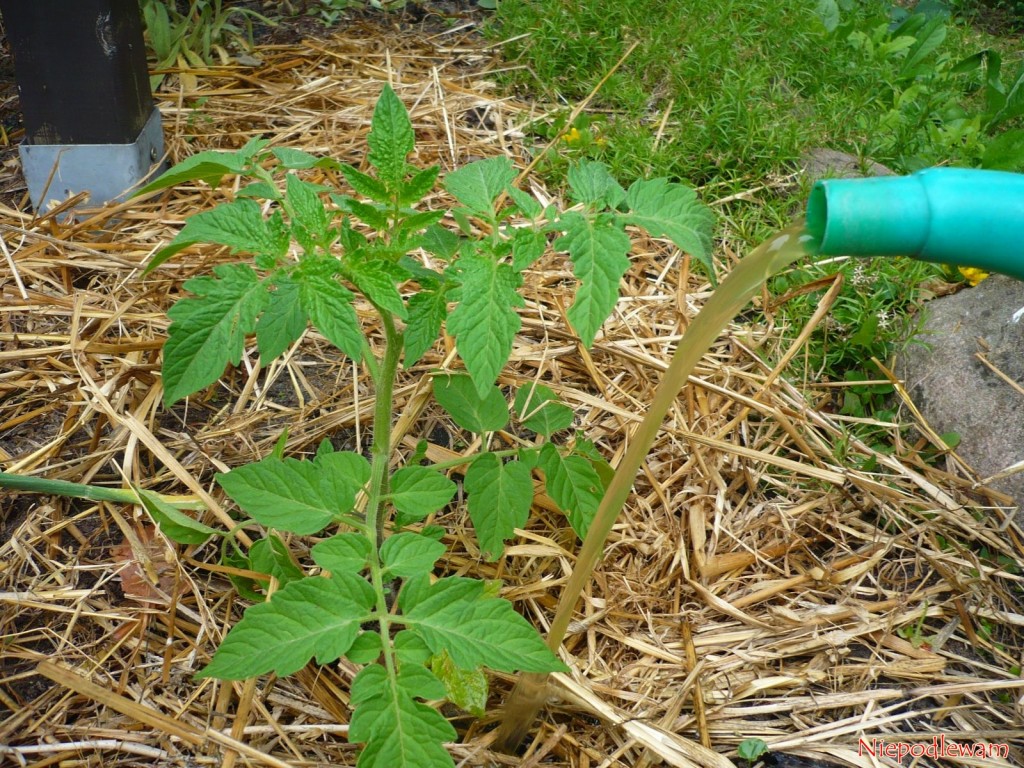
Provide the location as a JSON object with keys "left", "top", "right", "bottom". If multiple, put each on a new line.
{"left": 19, "top": 106, "right": 165, "bottom": 212}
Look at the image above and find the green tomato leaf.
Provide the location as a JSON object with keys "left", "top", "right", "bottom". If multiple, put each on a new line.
{"left": 162, "top": 263, "right": 269, "bottom": 404}
{"left": 135, "top": 488, "right": 220, "bottom": 545}
{"left": 506, "top": 185, "right": 542, "bottom": 219}
{"left": 404, "top": 289, "right": 448, "bottom": 368}
{"left": 430, "top": 650, "right": 488, "bottom": 718}
{"left": 196, "top": 573, "right": 374, "bottom": 679}
{"left": 312, "top": 532, "right": 373, "bottom": 575}
{"left": 447, "top": 250, "right": 523, "bottom": 397}
{"left": 145, "top": 198, "right": 289, "bottom": 273}
{"left": 399, "top": 165, "right": 440, "bottom": 206}
{"left": 345, "top": 255, "right": 408, "bottom": 319}
{"left": 420, "top": 224, "right": 461, "bottom": 261}
{"left": 256, "top": 276, "right": 307, "bottom": 362}
{"left": 390, "top": 466, "right": 457, "bottom": 523}
{"left": 464, "top": 453, "right": 533, "bottom": 560}
{"left": 349, "top": 664, "right": 456, "bottom": 768}
{"left": 346, "top": 632, "right": 384, "bottom": 664}
{"left": 340, "top": 164, "right": 391, "bottom": 204}
{"left": 286, "top": 173, "right": 332, "bottom": 250}
{"left": 621, "top": 178, "right": 715, "bottom": 281}
{"left": 332, "top": 194, "right": 391, "bottom": 231}
{"left": 510, "top": 228, "right": 547, "bottom": 272}
{"left": 401, "top": 576, "right": 566, "bottom": 673}
{"left": 368, "top": 84, "right": 415, "bottom": 188}
{"left": 554, "top": 211, "right": 631, "bottom": 348}
{"left": 381, "top": 532, "right": 446, "bottom": 579}
{"left": 249, "top": 534, "right": 305, "bottom": 589}
{"left": 296, "top": 260, "right": 364, "bottom": 361}
{"left": 136, "top": 140, "right": 264, "bottom": 196}
{"left": 443, "top": 157, "right": 516, "bottom": 217}
{"left": 394, "top": 629, "right": 433, "bottom": 665}
{"left": 432, "top": 374, "right": 509, "bottom": 433}
{"left": 513, "top": 383, "right": 574, "bottom": 436}
{"left": 217, "top": 452, "right": 366, "bottom": 535}
{"left": 273, "top": 146, "right": 340, "bottom": 170}
{"left": 567, "top": 160, "right": 626, "bottom": 209}
{"left": 538, "top": 443, "right": 601, "bottom": 539}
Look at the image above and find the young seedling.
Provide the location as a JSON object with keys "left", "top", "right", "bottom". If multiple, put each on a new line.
{"left": 125, "top": 84, "right": 715, "bottom": 767}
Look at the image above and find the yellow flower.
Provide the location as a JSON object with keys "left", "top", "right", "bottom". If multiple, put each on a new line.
{"left": 563, "top": 127, "right": 582, "bottom": 146}
{"left": 959, "top": 266, "right": 990, "bottom": 286}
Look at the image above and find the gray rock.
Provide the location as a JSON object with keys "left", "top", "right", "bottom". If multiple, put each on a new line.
{"left": 897, "top": 275, "right": 1024, "bottom": 516}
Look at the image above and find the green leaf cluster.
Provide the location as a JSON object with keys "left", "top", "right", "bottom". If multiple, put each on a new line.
{"left": 139, "top": 84, "right": 713, "bottom": 767}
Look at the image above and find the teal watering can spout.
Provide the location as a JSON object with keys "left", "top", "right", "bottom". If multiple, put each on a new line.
{"left": 805, "top": 168, "right": 1024, "bottom": 281}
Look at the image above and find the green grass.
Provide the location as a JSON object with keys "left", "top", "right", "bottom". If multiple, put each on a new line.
{"left": 484, "top": 0, "right": 1021, "bottom": 424}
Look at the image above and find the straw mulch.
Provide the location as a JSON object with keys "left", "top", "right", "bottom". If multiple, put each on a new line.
{"left": 2, "top": 21, "right": 1023, "bottom": 768}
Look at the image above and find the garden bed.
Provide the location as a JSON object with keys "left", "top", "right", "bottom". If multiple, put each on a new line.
{"left": 1, "top": 19, "right": 1022, "bottom": 768}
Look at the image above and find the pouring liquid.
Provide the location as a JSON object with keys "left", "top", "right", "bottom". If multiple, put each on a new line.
{"left": 496, "top": 225, "right": 816, "bottom": 752}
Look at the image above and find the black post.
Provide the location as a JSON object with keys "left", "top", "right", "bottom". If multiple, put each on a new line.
{"left": 0, "top": 0, "right": 164, "bottom": 210}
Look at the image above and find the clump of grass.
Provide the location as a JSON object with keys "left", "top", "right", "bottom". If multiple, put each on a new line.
{"left": 485, "top": 0, "right": 1017, "bottom": 428}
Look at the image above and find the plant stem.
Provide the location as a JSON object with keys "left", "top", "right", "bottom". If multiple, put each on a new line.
{"left": 495, "top": 226, "right": 813, "bottom": 751}
{"left": 362, "top": 310, "right": 404, "bottom": 680}
{"left": 0, "top": 472, "right": 205, "bottom": 510}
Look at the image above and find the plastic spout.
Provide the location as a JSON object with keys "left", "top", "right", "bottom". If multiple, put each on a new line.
{"left": 806, "top": 168, "right": 1024, "bottom": 281}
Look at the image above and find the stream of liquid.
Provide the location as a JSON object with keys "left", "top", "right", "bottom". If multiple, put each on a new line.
{"left": 496, "top": 225, "right": 818, "bottom": 753}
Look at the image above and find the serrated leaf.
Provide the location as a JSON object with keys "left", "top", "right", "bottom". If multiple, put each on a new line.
{"left": 394, "top": 629, "right": 433, "bottom": 664}
{"left": 404, "top": 289, "right": 448, "bottom": 368}
{"left": 312, "top": 532, "right": 372, "bottom": 575}
{"left": 399, "top": 166, "right": 440, "bottom": 206}
{"left": 217, "top": 452, "right": 365, "bottom": 535}
{"left": 506, "top": 185, "right": 542, "bottom": 219}
{"left": 444, "top": 157, "right": 516, "bottom": 216}
{"left": 341, "top": 165, "right": 392, "bottom": 204}
{"left": 432, "top": 374, "right": 509, "bottom": 433}
{"left": 621, "top": 178, "right": 715, "bottom": 281}
{"left": 381, "top": 532, "right": 446, "bottom": 579}
{"left": 256, "top": 277, "right": 307, "bottom": 362}
{"left": 538, "top": 443, "right": 601, "bottom": 539}
{"left": 447, "top": 250, "right": 523, "bottom": 397}
{"left": 273, "top": 146, "right": 339, "bottom": 170}
{"left": 345, "top": 256, "right": 408, "bottom": 319}
{"left": 510, "top": 228, "right": 547, "bottom": 272}
{"left": 464, "top": 453, "right": 533, "bottom": 560}
{"left": 567, "top": 160, "right": 626, "bottom": 209}
{"left": 196, "top": 573, "right": 374, "bottom": 679}
{"left": 346, "top": 632, "right": 384, "bottom": 664}
{"left": 237, "top": 180, "right": 281, "bottom": 200}
{"left": 135, "top": 488, "right": 220, "bottom": 545}
{"left": 368, "top": 85, "right": 415, "bottom": 187}
{"left": 223, "top": 545, "right": 265, "bottom": 602}
{"left": 349, "top": 664, "right": 456, "bottom": 768}
{"left": 147, "top": 199, "right": 289, "bottom": 274}
{"left": 332, "top": 194, "right": 391, "bottom": 231}
{"left": 390, "top": 466, "right": 457, "bottom": 522}
{"left": 420, "top": 224, "right": 460, "bottom": 260}
{"left": 513, "top": 383, "right": 574, "bottom": 436}
{"left": 431, "top": 650, "right": 488, "bottom": 717}
{"left": 401, "top": 577, "right": 566, "bottom": 673}
{"left": 162, "top": 263, "right": 269, "bottom": 404}
{"left": 286, "top": 173, "right": 332, "bottom": 251}
{"left": 249, "top": 534, "right": 304, "bottom": 589}
{"left": 136, "top": 141, "right": 262, "bottom": 196}
{"left": 553, "top": 211, "right": 631, "bottom": 348}
{"left": 296, "top": 262, "right": 364, "bottom": 361}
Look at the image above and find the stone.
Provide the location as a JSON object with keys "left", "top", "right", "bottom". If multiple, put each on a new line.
{"left": 897, "top": 275, "right": 1024, "bottom": 516}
